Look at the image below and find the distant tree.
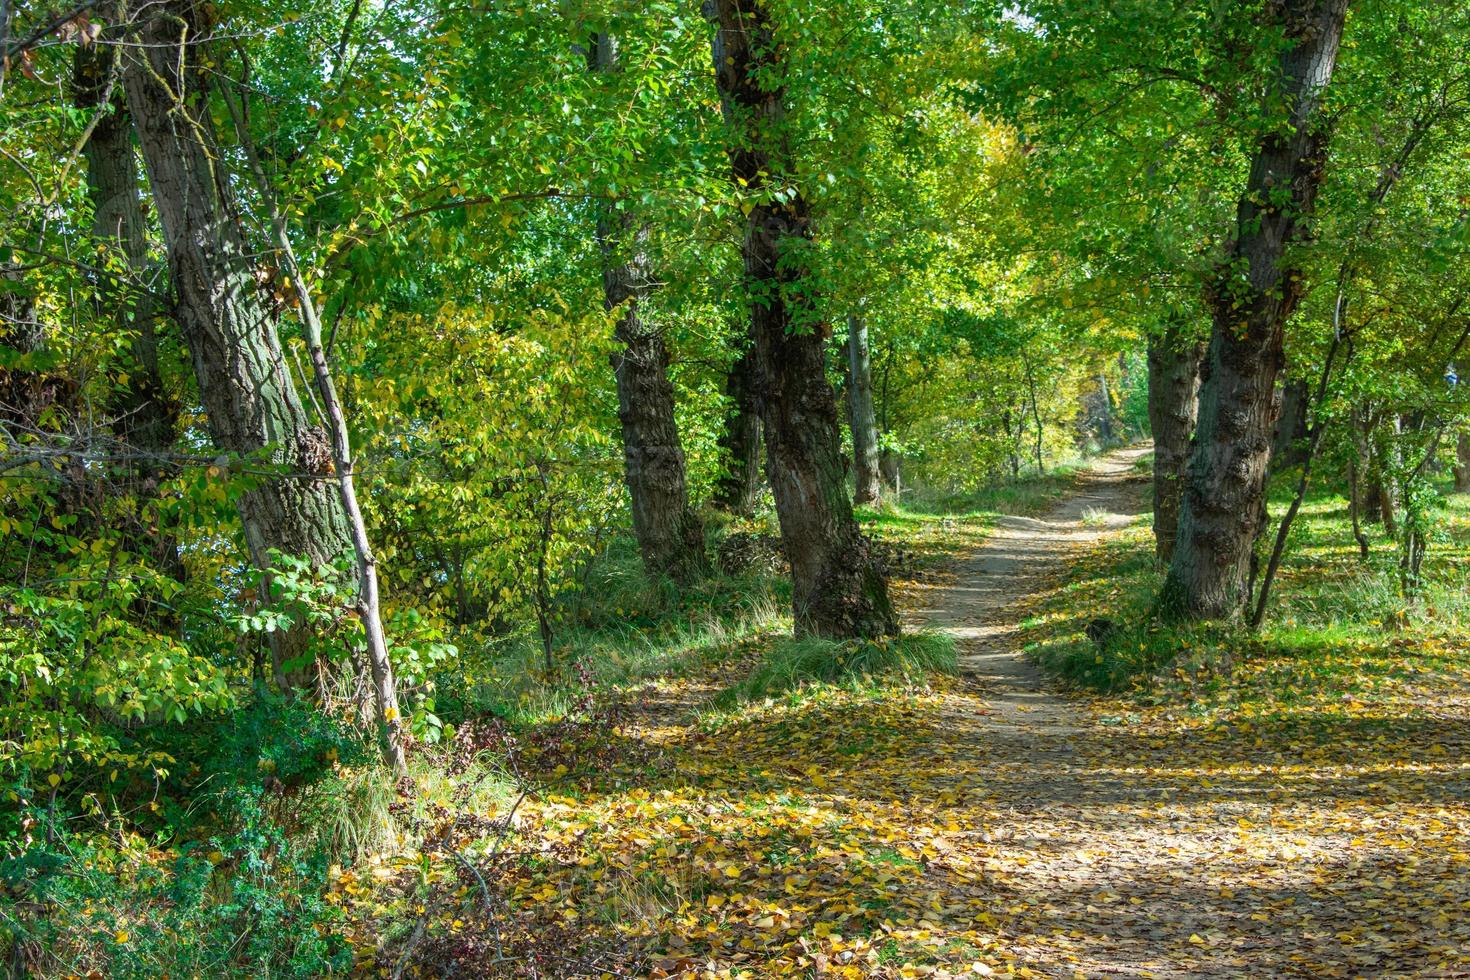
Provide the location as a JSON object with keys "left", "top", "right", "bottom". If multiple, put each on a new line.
{"left": 587, "top": 33, "right": 707, "bottom": 584}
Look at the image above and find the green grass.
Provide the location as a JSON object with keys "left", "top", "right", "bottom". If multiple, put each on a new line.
{"left": 896, "top": 465, "right": 1083, "bottom": 518}
{"left": 449, "top": 592, "right": 786, "bottom": 726}
{"left": 716, "top": 632, "right": 957, "bottom": 705}
{"left": 1024, "top": 474, "right": 1470, "bottom": 698}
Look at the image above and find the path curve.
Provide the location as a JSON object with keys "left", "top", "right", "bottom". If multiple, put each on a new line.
{"left": 909, "top": 445, "right": 1150, "bottom": 726}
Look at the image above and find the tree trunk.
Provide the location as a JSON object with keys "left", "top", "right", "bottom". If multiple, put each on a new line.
{"left": 588, "top": 34, "right": 706, "bottom": 583}
{"left": 880, "top": 449, "right": 902, "bottom": 498}
{"left": 1146, "top": 326, "right": 1204, "bottom": 564}
{"left": 1271, "top": 378, "right": 1310, "bottom": 470}
{"left": 1021, "top": 348, "right": 1044, "bottom": 474}
{"left": 1455, "top": 431, "right": 1470, "bottom": 493}
{"left": 846, "top": 314, "right": 882, "bottom": 506}
{"left": 74, "top": 39, "right": 187, "bottom": 589}
{"left": 713, "top": 332, "right": 763, "bottom": 514}
{"left": 875, "top": 357, "right": 902, "bottom": 496}
{"left": 219, "top": 77, "right": 407, "bottom": 773}
{"left": 122, "top": 3, "right": 354, "bottom": 684}
{"left": 535, "top": 465, "right": 556, "bottom": 675}
{"left": 1353, "top": 406, "right": 1380, "bottom": 525}
{"left": 708, "top": 0, "right": 896, "bottom": 639}
{"left": 1002, "top": 408, "right": 1020, "bottom": 479}
{"left": 1084, "top": 373, "right": 1115, "bottom": 447}
{"left": 1159, "top": 0, "right": 1349, "bottom": 622}
{"left": 1371, "top": 415, "right": 1402, "bottom": 537}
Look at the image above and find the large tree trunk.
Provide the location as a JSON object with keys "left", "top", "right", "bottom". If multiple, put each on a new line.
{"left": 880, "top": 449, "right": 902, "bottom": 498}
{"left": 846, "top": 314, "right": 882, "bottom": 506}
{"left": 1146, "top": 326, "right": 1204, "bottom": 564}
{"left": 588, "top": 34, "right": 707, "bottom": 584}
{"left": 218, "top": 76, "right": 407, "bottom": 772}
{"left": 1159, "top": 0, "right": 1349, "bottom": 621}
{"left": 122, "top": 2, "right": 353, "bottom": 683}
{"left": 713, "top": 333, "right": 763, "bottom": 514}
{"left": 1455, "top": 431, "right": 1470, "bottom": 493}
{"left": 1351, "top": 403, "right": 1402, "bottom": 533}
{"left": 708, "top": 0, "right": 896, "bottom": 639}
{"left": 74, "top": 39, "right": 187, "bottom": 590}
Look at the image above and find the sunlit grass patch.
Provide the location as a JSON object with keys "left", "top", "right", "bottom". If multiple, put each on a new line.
{"left": 452, "top": 593, "right": 786, "bottom": 727}
{"left": 899, "top": 465, "right": 1083, "bottom": 518}
{"left": 717, "top": 632, "right": 957, "bottom": 705}
{"left": 1023, "top": 478, "right": 1470, "bottom": 724}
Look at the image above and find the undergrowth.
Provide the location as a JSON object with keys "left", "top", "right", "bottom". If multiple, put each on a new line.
{"left": 716, "top": 632, "right": 957, "bottom": 705}
{"left": 4, "top": 463, "right": 1069, "bottom": 977}
{"left": 1024, "top": 477, "right": 1470, "bottom": 701}
{"left": 896, "top": 465, "right": 1083, "bottom": 518}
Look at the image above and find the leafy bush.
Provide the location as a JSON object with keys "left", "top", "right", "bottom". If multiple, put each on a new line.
{"left": 1, "top": 809, "right": 353, "bottom": 978}
{"left": 0, "top": 694, "right": 374, "bottom": 977}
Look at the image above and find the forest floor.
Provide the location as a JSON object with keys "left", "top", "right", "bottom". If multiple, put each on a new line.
{"left": 351, "top": 447, "right": 1470, "bottom": 978}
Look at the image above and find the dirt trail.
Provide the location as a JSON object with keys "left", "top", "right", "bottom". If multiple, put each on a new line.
{"left": 893, "top": 446, "right": 1463, "bottom": 978}
{"left": 909, "top": 445, "right": 1150, "bottom": 739}
{"left": 906, "top": 447, "right": 1303, "bottom": 978}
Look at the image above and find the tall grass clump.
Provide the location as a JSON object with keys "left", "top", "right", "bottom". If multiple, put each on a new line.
{"left": 722, "top": 632, "right": 956, "bottom": 704}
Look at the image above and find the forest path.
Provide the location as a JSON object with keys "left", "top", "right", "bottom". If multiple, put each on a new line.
{"left": 887, "top": 446, "right": 1463, "bottom": 977}
{"left": 903, "top": 446, "right": 1325, "bottom": 978}
{"left": 360, "top": 446, "right": 1469, "bottom": 978}
{"left": 907, "top": 444, "right": 1150, "bottom": 749}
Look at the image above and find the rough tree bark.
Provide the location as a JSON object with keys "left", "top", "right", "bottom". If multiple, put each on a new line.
{"left": 74, "top": 37, "right": 187, "bottom": 588}
{"left": 713, "top": 333, "right": 764, "bottom": 514}
{"left": 846, "top": 314, "right": 882, "bottom": 506}
{"left": 1082, "top": 373, "right": 1115, "bottom": 447}
{"left": 219, "top": 75, "right": 407, "bottom": 773}
{"left": 1158, "top": 0, "right": 1350, "bottom": 621}
{"left": 879, "top": 450, "right": 901, "bottom": 498}
{"left": 588, "top": 34, "right": 706, "bottom": 583}
{"left": 1146, "top": 325, "right": 1204, "bottom": 564}
{"left": 121, "top": 2, "right": 355, "bottom": 685}
{"left": 1271, "top": 378, "right": 1310, "bottom": 469}
{"left": 1351, "top": 403, "right": 1397, "bottom": 538}
{"left": 707, "top": 0, "right": 896, "bottom": 638}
